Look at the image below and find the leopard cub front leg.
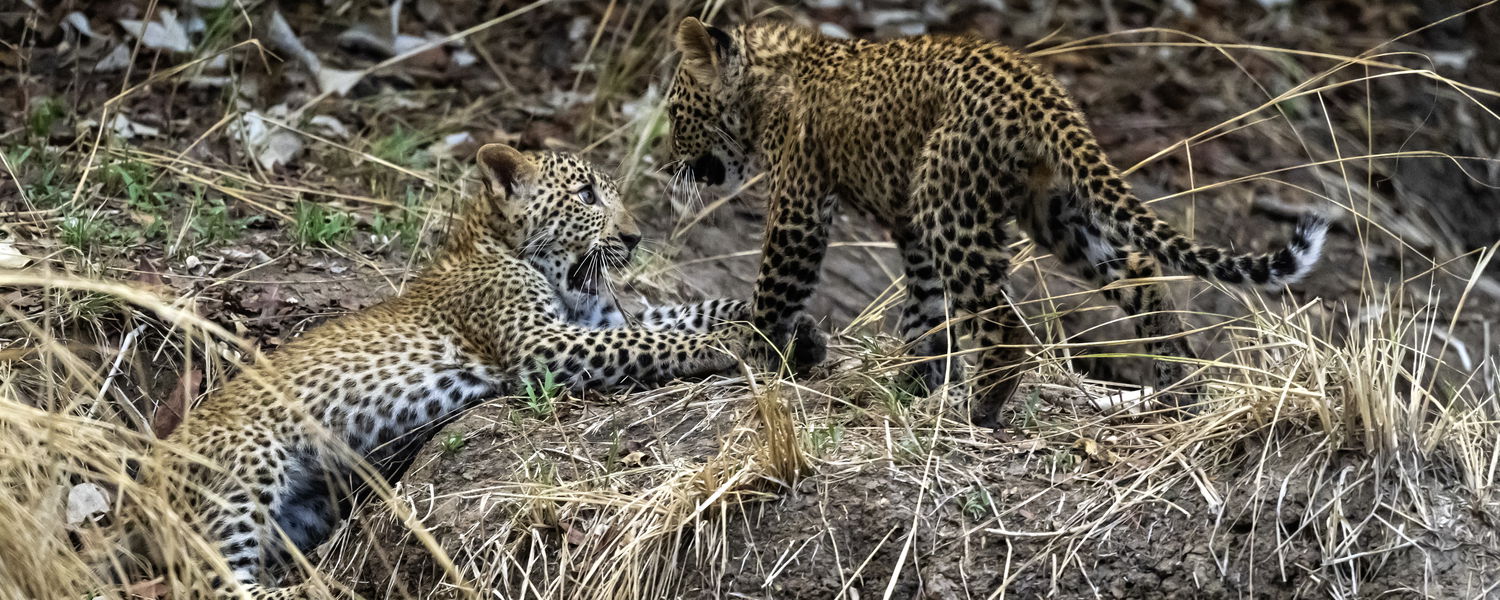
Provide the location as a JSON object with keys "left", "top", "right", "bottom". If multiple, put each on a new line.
{"left": 637, "top": 298, "right": 749, "bottom": 333}
{"left": 641, "top": 298, "right": 825, "bottom": 374}
{"left": 747, "top": 167, "right": 835, "bottom": 375}
{"left": 519, "top": 320, "right": 749, "bottom": 391}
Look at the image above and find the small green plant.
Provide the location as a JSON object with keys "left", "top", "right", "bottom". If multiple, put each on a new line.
{"left": 102, "top": 159, "right": 174, "bottom": 241}
{"left": 58, "top": 213, "right": 130, "bottom": 254}
{"left": 878, "top": 380, "right": 915, "bottom": 420}
{"left": 370, "top": 125, "right": 432, "bottom": 169}
{"left": 895, "top": 430, "right": 937, "bottom": 465}
{"left": 184, "top": 190, "right": 252, "bottom": 251}
{"left": 61, "top": 290, "right": 121, "bottom": 322}
{"left": 439, "top": 431, "right": 466, "bottom": 454}
{"left": 520, "top": 459, "right": 562, "bottom": 526}
{"left": 522, "top": 363, "right": 562, "bottom": 418}
{"left": 6, "top": 145, "right": 35, "bottom": 169}
{"left": 807, "top": 422, "right": 844, "bottom": 456}
{"left": 8, "top": 145, "right": 72, "bottom": 207}
{"left": 369, "top": 213, "right": 401, "bottom": 246}
{"left": 1015, "top": 387, "right": 1044, "bottom": 429}
{"left": 960, "top": 486, "right": 994, "bottom": 521}
{"left": 849, "top": 333, "right": 885, "bottom": 361}
{"left": 292, "top": 201, "right": 355, "bottom": 247}
{"left": 528, "top": 459, "right": 558, "bottom": 486}
{"left": 604, "top": 429, "right": 625, "bottom": 473}
{"left": 27, "top": 97, "right": 64, "bottom": 139}
{"left": 105, "top": 160, "right": 161, "bottom": 210}
{"left": 1048, "top": 448, "right": 1080, "bottom": 472}
{"left": 369, "top": 186, "right": 424, "bottom": 250}
{"left": 196, "top": 2, "right": 246, "bottom": 56}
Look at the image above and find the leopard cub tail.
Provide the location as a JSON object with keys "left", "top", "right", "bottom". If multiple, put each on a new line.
{"left": 1091, "top": 197, "right": 1328, "bottom": 291}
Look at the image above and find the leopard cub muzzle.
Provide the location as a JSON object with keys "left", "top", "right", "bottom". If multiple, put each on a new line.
{"left": 690, "top": 154, "right": 726, "bottom": 186}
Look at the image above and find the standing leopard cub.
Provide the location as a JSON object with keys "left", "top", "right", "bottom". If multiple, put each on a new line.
{"left": 666, "top": 18, "right": 1326, "bottom": 425}
{"left": 101, "top": 146, "right": 752, "bottom": 599}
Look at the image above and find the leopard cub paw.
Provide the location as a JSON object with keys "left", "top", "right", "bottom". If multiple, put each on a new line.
{"left": 786, "top": 312, "right": 828, "bottom": 375}
{"left": 749, "top": 313, "right": 828, "bottom": 376}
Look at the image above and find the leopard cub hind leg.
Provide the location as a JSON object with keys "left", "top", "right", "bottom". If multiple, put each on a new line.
{"left": 906, "top": 130, "right": 1036, "bottom": 428}
{"left": 1021, "top": 192, "right": 1201, "bottom": 409}
{"left": 892, "top": 227, "right": 957, "bottom": 395}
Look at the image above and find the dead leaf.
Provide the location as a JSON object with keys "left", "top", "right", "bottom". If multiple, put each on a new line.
{"left": 111, "top": 114, "right": 161, "bottom": 140}
{"left": 240, "top": 284, "right": 285, "bottom": 320}
{"left": 818, "top": 22, "right": 852, "bottom": 39}
{"left": 66, "top": 483, "right": 111, "bottom": 526}
{"left": 451, "top": 49, "right": 477, "bottom": 68}
{"left": 316, "top": 68, "right": 364, "bottom": 97}
{"left": 229, "top": 109, "right": 303, "bottom": 170}
{"left": 94, "top": 43, "right": 132, "bottom": 72}
{"left": 265, "top": 9, "right": 363, "bottom": 96}
{"left": 1009, "top": 438, "right": 1047, "bottom": 454}
{"left": 2, "top": 290, "right": 38, "bottom": 309}
{"left": 308, "top": 115, "right": 350, "bottom": 140}
{"left": 153, "top": 369, "right": 200, "bottom": 438}
{"left": 428, "top": 131, "right": 474, "bottom": 158}
{"left": 563, "top": 521, "right": 586, "bottom": 546}
{"left": 123, "top": 578, "right": 170, "bottom": 599}
{"left": 480, "top": 128, "right": 522, "bottom": 146}
{"left": 62, "top": 11, "right": 102, "bottom": 39}
{"left": 1073, "top": 437, "right": 1120, "bottom": 464}
{"left": 415, "top": 0, "right": 443, "bottom": 23}
{"left": 337, "top": 23, "right": 395, "bottom": 57}
{"left": 394, "top": 33, "right": 451, "bottom": 71}
{"left": 132, "top": 256, "right": 167, "bottom": 288}
{"left": 220, "top": 245, "right": 273, "bottom": 264}
{"left": 619, "top": 451, "right": 646, "bottom": 467}
{"left": 0, "top": 241, "right": 30, "bottom": 269}
{"left": 119, "top": 8, "right": 191, "bottom": 53}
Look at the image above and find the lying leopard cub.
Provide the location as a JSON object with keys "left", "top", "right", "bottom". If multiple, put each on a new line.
{"left": 666, "top": 18, "right": 1327, "bottom": 425}
{"left": 104, "top": 146, "right": 752, "bottom": 599}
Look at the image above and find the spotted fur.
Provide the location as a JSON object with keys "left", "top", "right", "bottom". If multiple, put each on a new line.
{"left": 666, "top": 18, "right": 1327, "bottom": 425}
{"left": 115, "top": 146, "right": 750, "bottom": 598}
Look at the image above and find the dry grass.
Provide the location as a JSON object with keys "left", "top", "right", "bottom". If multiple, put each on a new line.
{"left": 2, "top": 1, "right": 1498, "bottom": 598}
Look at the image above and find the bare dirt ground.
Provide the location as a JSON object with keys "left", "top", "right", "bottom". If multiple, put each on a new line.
{"left": 3, "top": 1, "right": 1499, "bottom": 599}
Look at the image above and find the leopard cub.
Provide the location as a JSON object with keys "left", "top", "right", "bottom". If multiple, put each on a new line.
{"left": 102, "top": 145, "right": 751, "bottom": 599}
{"left": 666, "top": 18, "right": 1327, "bottom": 424}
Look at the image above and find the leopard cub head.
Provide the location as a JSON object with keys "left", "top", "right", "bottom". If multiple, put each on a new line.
{"left": 459, "top": 144, "right": 641, "bottom": 295}
{"left": 667, "top": 17, "right": 753, "bottom": 192}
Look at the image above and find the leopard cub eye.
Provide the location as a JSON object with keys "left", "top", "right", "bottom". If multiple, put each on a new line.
{"left": 575, "top": 185, "right": 597, "bottom": 206}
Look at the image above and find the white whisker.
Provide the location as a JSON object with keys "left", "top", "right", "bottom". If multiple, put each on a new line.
{"left": 709, "top": 126, "right": 743, "bottom": 153}
{"left": 669, "top": 164, "right": 695, "bottom": 219}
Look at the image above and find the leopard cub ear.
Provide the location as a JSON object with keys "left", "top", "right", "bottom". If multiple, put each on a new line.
{"left": 675, "top": 17, "right": 729, "bottom": 83}
{"left": 476, "top": 144, "right": 537, "bottom": 197}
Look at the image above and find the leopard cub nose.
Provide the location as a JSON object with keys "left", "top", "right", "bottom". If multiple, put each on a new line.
{"left": 618, "top": 233, "right": 642, "bottom": 252}
{"left": 690, "top": 154, "right": 726, "bottom": 186}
